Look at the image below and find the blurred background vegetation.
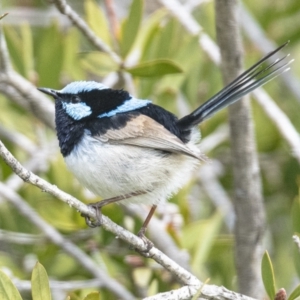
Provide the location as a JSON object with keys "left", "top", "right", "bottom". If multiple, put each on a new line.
{"left": 0, "top": 0, "right": 300, "bottom": 299}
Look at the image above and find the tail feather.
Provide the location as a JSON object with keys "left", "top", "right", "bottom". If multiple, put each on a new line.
{"left": 177, "top": 41, "right": 291, "bottom": 131}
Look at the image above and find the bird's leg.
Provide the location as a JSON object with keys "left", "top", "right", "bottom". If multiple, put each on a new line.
{"left": 84, "top": 193, "right": 157, "bottom": 254}
{"left": 83, "top": 191, "right": 145, "bottom": 228}
{"left": 135, "top": 204, "right": 157, "bottom": 253}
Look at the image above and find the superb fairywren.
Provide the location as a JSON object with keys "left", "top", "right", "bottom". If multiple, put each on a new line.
{"left": 38, "top": 43, "right": 290, "bottom": 244}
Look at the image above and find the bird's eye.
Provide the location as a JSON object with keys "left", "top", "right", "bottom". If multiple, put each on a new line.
{"left": 71, "top": 95, "right": 80, "bottom": 104}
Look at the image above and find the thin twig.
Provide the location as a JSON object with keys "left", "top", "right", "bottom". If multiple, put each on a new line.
{"left": 0, "top": 137, "right": 205, "bottom": 299}
{"left": 52, "top": 0, "right": 122, "bottom": 65}
{"left": 158, "top": 0, "right": 220, "bottom": 64}
{"left": 240, "top": 4, "right": 300, "bottom": 101}
{"left": 198, "top": 162, "right": 235, "bottom": 231}
{"left": 184, "top": 0, "right": 211, "bottom": 13}
{"left": 104, "top": 0, "right": 120, "bottom": 42}
{"left": 253, "top": 89, "right": 300, "bottom": 163}
{"left": 0, "top": 228, "right": 95, "bottom": 245}
{"left": 0, "top": 72, "right": 55, "bottom": 129}
{"left": 0, "top": 139, "right": 200, "bottom": 282}
{"left": 0, "top": 182, "right": 135, "bottom": 300}
{"left": 144, "top": 284, "right": 257, "bottom": 300}
{"left": 2, "top": 139, "right": 57, "bottom": 194}
{"left": 0, "top": 25, "right": 12, "bottom": 72}
{"left": 0, "top": 229, "right": 44, "bottom": 244}
{"left": 0, "top": 125, "right": 36, "bottom": 154}
{"left": 13, "top": 278, "right": 105, "bottom": 292}
{"left": 0, "top": 13, "right": 9, "bottom": 20}
{"left": 159, "top": 0, "right": 300, "bottom": 169}
{"left": 125, "top": 205, "right": 191, "bottom": 271}
{"left": 0, "top": 137, "right": 261, "bottom": 299}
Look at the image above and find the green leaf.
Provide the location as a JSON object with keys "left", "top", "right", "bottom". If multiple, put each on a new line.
{"left": 133, "top": 9, "right": 167, "bottom": 57}
{"left": 0, "top": 269, "right": 23, "bottom": 300}
{"left": 63, "top": 28, "right": 85, "bottom": 80}
{"left": 159, "top": 35, "right": 199, "bottom": 80}
{"left": 83, "top": 291, "right": 101, "bottom": 300}
{"left": 4, "top": 25, "right": 25, "bottom": 76}
{"left": 293, "top": 234, "right": 300, "bottom": 278}
{"left": 21, "top": 22, "right": 34, "bottom": 79}
{"left": 181, "top": 212, "right": 223, "bottom": 274}
{"left": 292, "top": 191, "right": 300, "bottom": 233}
{"left": 120, "top": 0, "right": 143, "bottom": 57}
{"left": 84, "top": 0, "right": 111, "bottom": 45}
{"left": 36, "top": 22, "right": 63, "bottom": 87}
{"left": 288, "top": 284, "right": 300, "bottom": 300}
{"left": 191, "top": 278, "right": 210, "bottom": 300}
{"left": 126, "top": 59, "right": 183, "bottom": 77}
{"left": 261, "top": 250, "right": 276, "bottom": 300}
{"left": 150, "top": 17, "right": 177, "bottom": 59}
{"left": 80, "top": 52, "right": 119, "bottom": 77}
{"left": 31, "top": 262, "right": 51, "bottom": 300}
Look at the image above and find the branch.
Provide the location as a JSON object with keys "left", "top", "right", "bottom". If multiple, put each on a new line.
{"left": 240, "top": 4, "right": 300, "bottom": 101}
{"left": 158, "top": 0, "right": 220, "bottom": 64}
{"left": 144, "top": 284, "right": 257, "bottom": 300}
{"left": 0, "top": 139, "right": 110, "bottom": 230}
{"left": 125, "top": 205, "right": 191, "bottom": 270}
{"left": 0, "top": 182, "right": 135, "bottom": 300}
{"left": 1, "top": 139, "right": 58, "bottom": 197}
{"left": 52, "top": 0, "right": 122, "bottom": 65}
{"left": 0, "top": 229, "right": 44, "bottom": 244}
{"left": 0, "top": 72, "right": 55, "bottom": 129}
{"left": 198, "top": 162, "right": 235, "bottom": 231}
{"left": 159, "top": 0, "right": 300, "bottom": 169}
{"left": 215, "top": 0, "right": 265, "bottom": 296}
{"left": 0, "top": 138, "right": 201, "bottom": 278}
{"left": 0, "top": 25, "right": 55, "bottom": 129}
{"left": 0, "top": 24, "right": 12, "bottom": 72}
{"left": 13, "top": 278, "right": 105, "bottom": 293}
{"left": 0, "top": 125, "right": 36, "bottom": 154}
{"left": 253, "top": 89, "right": 300, "bottom": 164}
{"left": 0, "top": 134, "right": 261, "bottom": 300}
{"left": 0, "top": 228, "right": 95, "bottom": 245}
{"left": 5, "top": 72, "right": 55, "bottom": 128}
{"left": 104, "top": 0, "right": 120, "bottom": 43}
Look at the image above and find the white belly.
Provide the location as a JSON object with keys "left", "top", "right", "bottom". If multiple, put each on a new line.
{"left": 64, "top": 132, "right": 201, "bottom": 205}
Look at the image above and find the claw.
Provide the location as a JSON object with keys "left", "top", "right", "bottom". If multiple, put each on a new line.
{"left": 81, "top": 192, "right": 146, "bottom": 227}
{"left": 129, "top": 228, "right": 154, "bottom": 257}
{"left": 81, "top": 203, "right": 103, "bottom": 228}
{"left": 137, "top": 229, "right": 154, "bottom": 252}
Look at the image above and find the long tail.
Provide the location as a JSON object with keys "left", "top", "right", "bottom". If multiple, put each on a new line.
{"left": 177, "top": 41, "right": 292, "bottom": 131}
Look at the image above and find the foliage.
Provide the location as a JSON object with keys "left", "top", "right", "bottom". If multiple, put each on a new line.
{"left": 262, "top": 251, "right": 276, "bottom": 299}
{"left": 0, "top": 269, "right": 22, "bottom": 300}
{"left": 0, "top": 0, "right": 299, "bottom": 299}
{"left": 0, "top": 262, "right": 100, "bottom": 300}
{"left": 262, "top": 250, "right": 300, "bottom": 300}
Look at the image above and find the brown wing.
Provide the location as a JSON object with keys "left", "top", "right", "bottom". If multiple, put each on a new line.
{"left": 95, "top": 114, "right": 203, "bottom": 160}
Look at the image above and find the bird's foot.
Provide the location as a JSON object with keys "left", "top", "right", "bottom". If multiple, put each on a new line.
{"left": 82, "top": 202, "right": 104, "bottom": 228}
{"left": 82, "top": 192, "right": 146, "bottom": 228}
{"left": 130, "top": 227, "right": 154, "bottom": 257}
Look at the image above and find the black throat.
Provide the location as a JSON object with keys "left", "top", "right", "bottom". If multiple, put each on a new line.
{"left": 55, "top": 100, "right": 85, "bottom": 157}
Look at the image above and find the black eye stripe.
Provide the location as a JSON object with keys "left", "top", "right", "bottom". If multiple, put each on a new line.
{"left": 71, "top": 95, "right": 80, "bottom": 104}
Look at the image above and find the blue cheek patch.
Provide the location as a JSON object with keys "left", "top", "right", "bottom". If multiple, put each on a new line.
{"left": 62, "top": 102, "right": 92, "bottom": 120}
{"left": 97, "top": 97, "right": 151, "bottom": 118}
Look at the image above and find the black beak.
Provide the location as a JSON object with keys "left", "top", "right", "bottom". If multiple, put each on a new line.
{"left": 38, "top": 87, "right": 59, "bottom": 98}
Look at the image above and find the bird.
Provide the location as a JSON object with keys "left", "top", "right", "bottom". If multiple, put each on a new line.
{"left": 38, "top": 42, "right": 290, "bottom": 248}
